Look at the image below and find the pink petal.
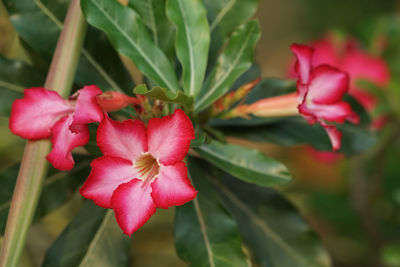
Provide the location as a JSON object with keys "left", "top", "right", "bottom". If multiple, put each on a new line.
{"left": 80, "top": 156, "right": 138, "bottom": 208}
{"left": 320, "top": 122, "right": 342, "bottom": 151}
{"left": 46, "top": 115, "right": 89, "bottom": 171}
{"left": 311, "top": 38, "right": 339, "bottom": 67}
{"left": 291, "top": 44, "right": 314, "bottom": 84}
{"left": 151, "top": 162, "right": 197, "bottom": 209}
{"left": 9, "top": 87, "right": 74, "bottom": 140}
{"left": 111, "top": 179, "right": 156, "bottom": 235}
{"left": 97, "top": 116, "right": 147, "bottom": 161}
{"left": 72, "top": 85, "right": 103, "bottom": 125}
{"left": 308, "top": 101, "right": 359, "bottom": 124}
{"left": 342, "top": 50, "right": 390, "bottom": 88}
{"left": 148, "top": 109, "right": 195, "bottom": 165}
{"left": 308, "top": 65, "right": 349, "bottom": 104}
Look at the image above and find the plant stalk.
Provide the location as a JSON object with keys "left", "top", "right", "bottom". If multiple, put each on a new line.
{"left": 0, "top": 0, "right": 87, "bottom": 266}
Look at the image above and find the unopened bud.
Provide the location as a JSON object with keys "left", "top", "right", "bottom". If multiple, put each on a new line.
{"left": 96, "top": 91, "right": 140, "bottom": 112}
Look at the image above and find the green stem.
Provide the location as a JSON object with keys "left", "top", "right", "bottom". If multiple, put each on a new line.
{"left": 0, "top": 0, "right": 87, "bottom": 266}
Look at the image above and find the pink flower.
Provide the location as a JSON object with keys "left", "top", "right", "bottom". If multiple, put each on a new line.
{"left": 9, "top": 85, "right": 103, "bottom": 170}
{"left": 79, "top": 109, "right": 197, "bottom": 235}
{"left": 291, "top": 44, "right": 359, "bottom": 151}
{"left": 293, "top": 35, "right": 390, "bottom": 113}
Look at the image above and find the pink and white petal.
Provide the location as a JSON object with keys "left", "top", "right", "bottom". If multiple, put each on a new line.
{"left": 97, "top": 116, "right": 147, "bottom": 161}
{"left": 148, "top": 109, "right": 195, "bottom": 165}
{"left": 9, "top": 87, "right": 74, "bottom": 140}
{"left": 308, "top": 65, "right": 349, "bottom": 104}
{"left": 111, "top": 179, "right": 156, "bottom": 235}
{"left": 151, "top": 162, "right": 197, "bottom": 209}
{"left": 46, "top": 115, "right": 89, "bottom": 171}
{"left": 80, "top": 156, "right": 138, "bottom": 208}
{"left": 72, "top": 85, "right": 103, "bottom": 125}
{"left": 342, "top": 50, "right": 390, "bottom": 88}
{"left": 311, "top": 38, "right": 340, "bottom": 67}
{"left": 298, "top": 102, "right": 317, "bottom": 124}
{"left": 319, "top": 121, "right": 342, "bottom": 151}
{"left": 290, "top": 44, "right": 314, "bottom": 84}
{"left": 308, "top": 101, "right": 359, "bottom": 124}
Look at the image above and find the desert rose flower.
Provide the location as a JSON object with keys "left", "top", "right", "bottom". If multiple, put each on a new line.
{"left": 80, "top": 109, "right": 197, "bottom": 235}
{"left": 230, "top": 44, "right": 359, "bottom": 151}
{"left": 9, "top": 85, "right": 103, "bottom": 170}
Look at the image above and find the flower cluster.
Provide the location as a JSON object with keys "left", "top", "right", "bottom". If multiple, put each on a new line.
{"left": 9, "top": 86, "right": 197, "bottom": 235}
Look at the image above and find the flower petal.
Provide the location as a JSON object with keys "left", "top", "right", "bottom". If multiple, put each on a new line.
{"left": 72, "top": 85, "right": 103, "bottom": 125}
{"left": 111, "top": 179, "right": 156, "bottom": 235}
{"left": 80, "top": 156, "right": 138, "bottom": 208}
{"left": 308, "top": 65, "right": 349, "bottom": 104}
{"left": 320, "top": 122, "right": 342, "bottom": 151}
{"left": 307, "top": 101, "right": 359, "bottom": 124}
{"left": 311, "top": 38, "right": 339, "bottom": 67}
{"left": 97, "top": 116, "right": 147, "bottom": 161}
{"left": 148, "top": 109, "right": 195, "bottom": 165}
{"left": 46, "top": 115, "right": 89, "bottom": 171}
{"left": 9, "top": 87, "right": 74, "bottom": 140}
{"left": 291, "top": 44, "right": 314, "bottom": 84}
{"left": 151, "top": 162, "right": 197, "bottom": 209}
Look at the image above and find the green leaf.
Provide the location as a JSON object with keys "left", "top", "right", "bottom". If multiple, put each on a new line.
{"left": 219, "top": 117, "right": 376, "bottom": 156}
{"left": 81, "top": 0, "right": 179, "bottom": 93}
{"left": 0, "top": 55, "right": 45, "bottom": 116}
{"left": 127, "top": 0, "right": 175, "bottom": 57}
{"left": 167, "top": 0, "right": 210, "bottom": 97}
{"left": 217, "top": 172, "right": 331, "bottom": 267}
{"left": 195, "top": 141, "right": 291, "bottom": 186}
{"left": 42, "top": 202, "right": 131, "bottom": 267}
{"left": 203, "top": 0, "right": 259, "bottom": 64}
{"left": 3, "top": 0, "right": 134, "bottom": 92}
{"left": 195, "top": 20, "right": 261, "bottom": 112}
{"left": 174, "top": 157, "right": 249, "bottom": 267}
{"left": 204, "top": 0, "right": 259, "bottom": 40}
{"left": 0, "top": 156, "right": 91, "bottom": 234}
{"left": 134, "top": 84, "right": 193, "bottom": 108}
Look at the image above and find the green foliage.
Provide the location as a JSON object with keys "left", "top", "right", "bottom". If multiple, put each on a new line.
{"left": 42, "top": 202, "right": 131, "bottom": 267}
{"left": 127, "top": 0, "right": 174, "bottom": 57}
{"left": 81, "top": 0, "right": 179, "bottom": 93}
{"left": 195, "top": 20, "right": 261, "bottom": 112}
{"left": 134, "top": 84, "right": 193, "bottom": 108}
{"left": 218, "top": 172, "right": 331, "bottom": 267}
{"left": 3, "top": 0, "right": 134, "bottom": 91}
{"left": 174, "top": 157, "right": 249, "bottom": 266}
{"left": 167, "top": 0, "right": 210, "bottom": 97}
{"left": 0, "top": 156, "right": 91, "bottom": 234}
{"left": 196, "top": 141, "right": 291, "bottom": 187}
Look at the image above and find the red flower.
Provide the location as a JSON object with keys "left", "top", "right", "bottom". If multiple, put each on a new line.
{"left": 80, "top": 109, "right": 197, "bottom": 235}
{"left": 9, "top": 85, "right": 103, "bottom": 170}
{"left": 291, "top": 44, "right": 359, "bottom": 151}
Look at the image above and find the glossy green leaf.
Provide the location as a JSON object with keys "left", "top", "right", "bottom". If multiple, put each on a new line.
{"left": 3, "top": 0, "right": 134, "bottom": 92}
{"left": 0, "top": 156, "right": 91, "bottom": 235}
{"left": 0, "top": 55, "right": 45, "bottom": 116}
{"left": 219, "top": 117, "right": 376, "bottom": 156}
{"left": 174, "top": 157, "right": 249, "bottom": 267}
{"left": 81, "top": 0, "right": 179, "bottom": 93}
{"left": 217, "top": 172, "right": 331, "bottom": 267}
{"left": 134, "top": 84, "right": 193, "bottom": 108}
{"left": 167, "top": 0, "right": 210, "bottom": 97}
{"left": 127, "top": 0, "right": 174, "bottom": 57}
{"left": 196, "top": 141, "right": 291, "bottom": 186}
{"left": 203, "top": 0, "right": 259, "bottom": 65}
{"left": 195, "top": 20, "right": 261, "bottom": 112}
{"left": 42, "top": 202, "right": 130, "bottom": 267}
{"left": 204, "top": 0, "right": 259, "bottom": 40}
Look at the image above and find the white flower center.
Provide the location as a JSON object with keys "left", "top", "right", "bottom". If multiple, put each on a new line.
{"left": 134, "top": 152, "right": 160, "bottom": 184}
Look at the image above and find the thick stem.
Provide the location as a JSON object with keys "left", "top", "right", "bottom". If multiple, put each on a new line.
{"left": 0, "top": 1, "right": 87, "bottom": 266}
